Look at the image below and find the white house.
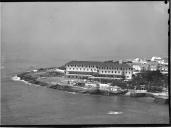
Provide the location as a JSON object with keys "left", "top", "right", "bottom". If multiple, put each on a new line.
{"left": 99, "top": 83, "right": 110, "bottom": 91}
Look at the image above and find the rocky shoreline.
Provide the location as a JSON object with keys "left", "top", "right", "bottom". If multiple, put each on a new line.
{"left": 14, "top": 68, "right": 168, "bottom": 104}
{"left": 15, "top": 68, "right": 129, "bottom": 96}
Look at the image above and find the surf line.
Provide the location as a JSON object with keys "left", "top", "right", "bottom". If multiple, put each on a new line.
{"left": 12, "top": 75, "right": 35, "bottom": 86}
{"left": 107, "top": 111, "right": 123, "bottom": 115}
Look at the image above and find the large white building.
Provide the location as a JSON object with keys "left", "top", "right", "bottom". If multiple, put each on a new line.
{"left": 65, "top": 61, "right": 133, "bottom": 80}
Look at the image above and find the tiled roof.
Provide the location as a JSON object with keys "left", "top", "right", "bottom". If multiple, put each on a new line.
{"left": 65, "top": 61, "right": 131, "bottom": 68}
{"left": 65, "top": 61, "right": 102, "bottom": 66}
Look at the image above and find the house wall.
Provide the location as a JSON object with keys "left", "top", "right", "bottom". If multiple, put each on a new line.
{"left": 66, "top": 64, "right": 133, "bottom": 79}
{"left": 66, "top": 65, "right": 98, "bottom": 73}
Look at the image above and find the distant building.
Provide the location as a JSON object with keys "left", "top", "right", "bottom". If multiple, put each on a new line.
{"left": 132, "top": 58, "right": 147, "bottom": 64}
{"left": 158, "top": 64, "right": 168, "bottom": 74}
{"left": 150, "top": 56, "right": 168, "bottom": 65}
{"left": 65, "top": 61, "right": 133, "bottom": 80}
{"left": 151, "top": 56, "right": 162, "bottom": 61}
{"left": 163, "top": 57, "right": 168, "bottom": 65}
{"left": 128, "top": 63, "right": 141, "bottom": 74}
{"left": 147, "top": 61, "right": 159, "bottom": 71}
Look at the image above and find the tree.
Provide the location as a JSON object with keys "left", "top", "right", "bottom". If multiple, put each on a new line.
{"left": 130, "top": 70, "right": 167, "bottom": 92}
{"left": 111, "top": 80, "right": 127, "bottom": 89}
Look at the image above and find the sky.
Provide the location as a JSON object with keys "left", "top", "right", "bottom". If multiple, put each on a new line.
{"left": 1, "top": 2, "right": 169, "bottom": 66}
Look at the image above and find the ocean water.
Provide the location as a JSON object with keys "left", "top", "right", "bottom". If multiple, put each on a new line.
{"left": 1, "top": 57, "right": 169, "bottom": 125}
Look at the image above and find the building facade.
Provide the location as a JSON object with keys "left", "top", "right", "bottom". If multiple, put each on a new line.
{"left": 65, "top": 61, "right": 133, "bottom": 80}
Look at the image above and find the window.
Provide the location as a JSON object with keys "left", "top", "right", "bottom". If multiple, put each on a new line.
{"left": 108, "top": 71, "right": 110, "bottom": 73}
{"left": 105, "top": 71, "right": 107, "bottom": 73}
{"left": 118, "top": 71, "right": 120, "bottom": 73}
{"left": 102, "top": 71, "right": 103, "bottom": 73}
{"left": 112, "top": 71, "right": 113, "bottom": 73}
{"left": 83, "top": 68, "right": 85, "bottom": 70}
{"left": 115, "top": 71, "right": 117, "bottom": 73}
{"left": 80, "top": 68, "right": 81, "bottom": 70}
{"left": 73, "top": 68, "right": 75, "bottom": 70}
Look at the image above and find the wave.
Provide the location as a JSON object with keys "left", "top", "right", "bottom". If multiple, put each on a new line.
{"left": 107, "top": 111, "right": 123, "bottom": 115}
{"left": 66, "top": 91, "right": 77, "bottom": 95}
{"left": 12, "top": 75, "right": 32, "bottom": 86}
{"left": 12, "top": 75, "right": 21, "bottom": 81}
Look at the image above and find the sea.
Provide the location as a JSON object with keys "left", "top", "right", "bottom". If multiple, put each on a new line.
{"left": 1, "top": 55, "right": 169, "bottom": 125}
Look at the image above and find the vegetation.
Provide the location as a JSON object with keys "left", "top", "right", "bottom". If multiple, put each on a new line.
{"left": 110, "top": 70, "right": 168, "bottom": 92}
{"left": 58, "top": 65, "right": 66, "bottom": 70}
{"left": 18, "top": 67, "right": 168, "bottom": 94}
{"left": 111, "top": 80, "right": 127, "bottom": 89}
{"left": 129, "top": 70, "right": 168, "bottom": 92}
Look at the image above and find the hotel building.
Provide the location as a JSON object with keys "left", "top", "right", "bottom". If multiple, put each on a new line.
{"left": 65, "top": 61, "right": 133, "bottom": 80}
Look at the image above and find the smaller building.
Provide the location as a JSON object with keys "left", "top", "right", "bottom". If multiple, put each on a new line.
{"left": 151, "top": 56, "right": 162, "bottom": 61}
{"left": 147, "top": 61, "right": 159, "bottom": 71}
{"left": 158, "top": 64, "right": 168, "bottom": 74}
{"left": 109, "top": 86, "right": 122, "bottom": 92}
{"left": 132, "top": 58, "right": 147, "bottom": 64}
{"left": 99, "top": 83, "right": 110, "bottom": 91}
{"left": 132, "top": 63, "right": 141, "bottom": 74}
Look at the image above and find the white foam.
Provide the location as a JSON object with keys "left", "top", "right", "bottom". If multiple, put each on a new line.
{"left": 12, "top": 75, "right": 21, "bottom": 81}
{"left": 12, "top": 75, "right": 31, "bottom": 85}
{"left": 66, "top": 91, "right": 77, "bottom": 95}
{"left": 20, "top": 80, "right": 32, "bottom": 85}
{"left": 32, "top": 70, "right": 38, "bottom": 72}
{"left": 107, "top": 111, "right": 123, "bottom": 115}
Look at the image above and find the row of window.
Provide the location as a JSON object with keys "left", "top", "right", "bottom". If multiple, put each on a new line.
{"left": 68, "top": 65, "right": 132, "bottom": 71}
{"left": 68, "top": 65, "right": 95, "bottom": 68}
{"left": 68, "top": 68, "right": 131, "bottom": 74}
{"left": 100, "top": 67, "right": 132, "bottom": 70}
{"left": 101, "top": 71, "right": 131, "bottom": 74}
{"left": 69, "top": 68, "right": 96, "bottom": 71}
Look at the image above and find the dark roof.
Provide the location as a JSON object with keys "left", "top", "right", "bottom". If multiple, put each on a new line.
{"left": 65, "top": 61, "right": 131, "bottom": 68}
{"left": 65, "top": 61, "right": 102, "bottom": 66}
